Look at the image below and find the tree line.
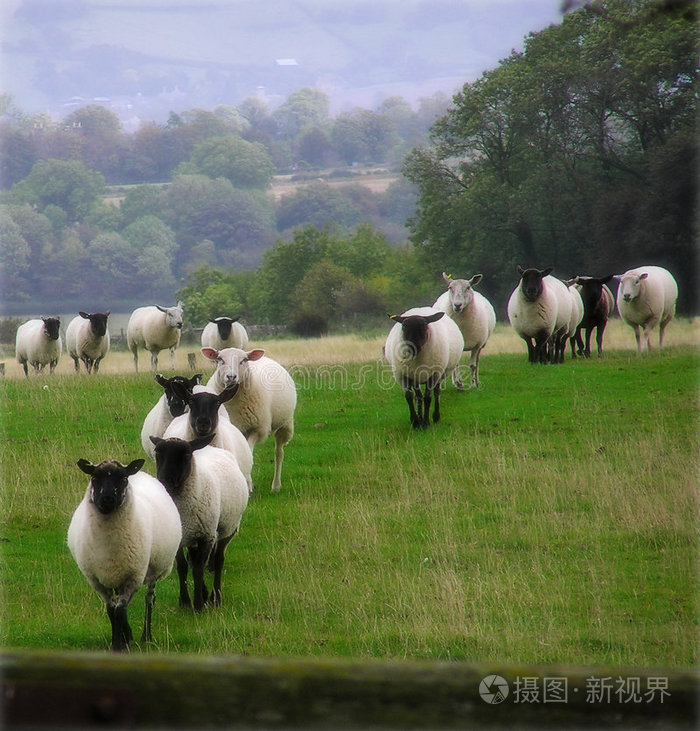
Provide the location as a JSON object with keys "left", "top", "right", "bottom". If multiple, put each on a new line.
{"left": 1, "top": 0, "right": 696, "bottom": 325}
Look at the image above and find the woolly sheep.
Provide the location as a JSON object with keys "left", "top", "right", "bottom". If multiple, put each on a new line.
{"left": 201, "top": 317, "right": 249, "bottom": 351}
{"left": 15, "top": 317, "right": 62, "bottom": 377}
{"left": 65, "top": 311, "right": 111, "bottom": 374}
{"left": 546, "top": 274, "right": 574, "bottom": 364}
{"left": 384, "top": 306, "right": 464, "bottom": 428}
{"left": 141, "top": 373, "right": 203, "bottom": 459}
{"left": 163, "top": 383, "right": 255, "bottom": 495}
{"left": 569, "top": 275, "right": 615, "bottom": 357}
{"left": 615, "top": 265, "right": 678, "bottom": 353}
{"left": 127, "top": 302, "right": 184, "bottom": 373}
{"left": 67, "top": 457, "right": 182, "bottom": 651}
{"left": 507, "top": 267, "right": 558, "bottom": 364}
{"left": 563, "top": 283, "right": 584, "bottom": 360}
{"left": 150, "top": 435, "right": 249, "bottom": 612}
{"left": 433, "top": 272, "right": 496, "bottom": 389}
{"left": 201, "top": 347, "right": 297, "bottom": 492}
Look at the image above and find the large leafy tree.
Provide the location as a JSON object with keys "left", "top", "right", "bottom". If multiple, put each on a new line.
{"left": 404, "top": 0, "right": 698, "bottom": 312}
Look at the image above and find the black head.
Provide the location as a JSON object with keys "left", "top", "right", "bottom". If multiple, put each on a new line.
{"left": 389, "top": 311, "right": 445, "bottom": 356}
{"left": 80, "top": 311, "right": 110, "bottom": 337}
{"left": 213, "top": 317, "right": 239, "bottom": 340}
{"left": 77, "top": 458, "right": 144, "bottom": 515}
{"left": 517, "top": 266, "right": 553, "bottom": 302}
{"left": 172, "top": 384, "right": 239, "bottom": 438}
{"left": 150, "top": 435, "right": 215, "bottom": 495}
{"left": 42, "top": 317, "right": 61, "bottom": 340}
{"left": 154, "top": 373, "right": 203, "bottom": 418}
{"left": 575, "top": 275, "right": 614, "bottom": 308}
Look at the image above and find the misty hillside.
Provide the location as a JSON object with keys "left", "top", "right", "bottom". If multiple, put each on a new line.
{"left": 2, "top": 0, "right": 561, "bottom": 122}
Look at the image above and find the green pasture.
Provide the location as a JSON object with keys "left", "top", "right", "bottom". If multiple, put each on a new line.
{"left": 1, "top": 346, "right": 697, "bottom": 667}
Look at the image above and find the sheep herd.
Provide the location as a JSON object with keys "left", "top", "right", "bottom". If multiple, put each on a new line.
{"left": 11, "top": 262, "right": 679, "bottom": 650}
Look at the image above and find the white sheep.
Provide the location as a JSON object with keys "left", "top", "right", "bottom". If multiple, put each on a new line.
{"left": 433, "top": 272, "right": 496, "bottom": 389}
{"left": 15, "top": 317, "right": 62, "bottom": 377}
{"left": 507, "top": 267, "right": 559, "bottom": 363}
{"left": 563, "top": 283, "right": 584, "bottom": 359}
{"left": 127, "top": 302, "right": 184, "bottom": 373}
{"left": 201, "top": 347, "right": 297, "bottom": 492}
{"left": 140, "top": 373, "right": 203, "bottom": 460}
{"left": 201, "top": 317, "right": 249, "bottom": 351}
{"left": 65, "top": 311, "right": 111, "bottom": 374}
{"left": 67, "top": 457, "right": 182, "bottom": 651}
{"left": 547, "top": 274, "right": 574, "bottom": 364}
{"left": 615, "top": 265, "right": 678, "bottom": 353}
{"left": 384, "top": 306, "right": 464, "bottom": 428}
{"left": 163, "top": 384, "right": 255, "bottom": 495}
{"left": 150, "top": 434, "right": 249, "bottom": 611}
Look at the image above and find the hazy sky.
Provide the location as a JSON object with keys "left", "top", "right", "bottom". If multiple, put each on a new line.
{"left": 1, "top": 1, "right": 566, "bottom": 119}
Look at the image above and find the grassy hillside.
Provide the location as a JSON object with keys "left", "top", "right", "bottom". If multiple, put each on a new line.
{"left": 0, "top": 340, "right": 697, "bottom": 667}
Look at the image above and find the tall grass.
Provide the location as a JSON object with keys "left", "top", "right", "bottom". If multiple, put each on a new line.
{"left": 0, "top": 341, "right": 697, "bottom": 668}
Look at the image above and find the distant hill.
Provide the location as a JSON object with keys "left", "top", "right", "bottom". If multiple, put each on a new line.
{"left": 1, "top": 0, "right": 562, "bottom": 123}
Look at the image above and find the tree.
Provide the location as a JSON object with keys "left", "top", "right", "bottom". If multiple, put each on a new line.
{"left": 185, "top": 135, "right": 275, "bottom": 189}
{"left": 273, "top": 88, "right": 330, "bottom": 139}
{"left": 276, "top": 181, "right": 363, "bottom": 231}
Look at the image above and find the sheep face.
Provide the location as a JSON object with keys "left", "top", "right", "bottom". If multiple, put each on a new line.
{"left": 517, "top": 266, "right": 553, "bottom": 302}
{"left": 442, "top": 273, "right": 482, "bottom": 313}
{"left": 150, "top": 435, "right": 214, "bottom": 495}
{"left": 155, "top": 373, "right": 202, "bottom": 418}
{"left": 41, "top": 317, "right": 61, "bottom": 341}
{"left": 618, "top": 272, "right": 648, "bottom": 303}
{"left": 214, "top": 317, "right": 239, "bottom": 340}
{"left": 77, "top": 458, "right": 145, "bottom": 515}
{"left": 576, "top": 276, "right": 614, "bottom": 310}
{"left": 156, "top": 302, "right": 184, "bottom": 330}
{"left": 201, "top": 347, "right": 265, "bottom": 389}
{"left": 390, "top": 312, "right": 445, "bottom": 359}
{"left": 176, "top": 384, "right": 239, "bottom": 438}
{"left": 80, "top": 311, "right": 110, "bottom": 337}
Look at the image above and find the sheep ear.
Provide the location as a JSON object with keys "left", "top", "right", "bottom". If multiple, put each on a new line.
{"left": 155, "top": 305, "right": 167, "bottom": 313}
{"left": 246, "top": 349, "right": 265, "bottom": 361}
{"left": 442, "top": 272, "right": 451, "bottom": 283}
{"left": 155, "top": 373, "right": 169, "bottom": 388}
{"left": 201, "top": 347, "right": 219, "bottom": 362}
{"left": 388, "top": 313, "right": 405, "bottom": 323}
{"left": 601, "top": 275, "right": 614, "bottom": 284}
{"left": 150, "top": 436, "right": 163, "bottom": 447}
{"left": 170, "top": 380, "right": 194, "bottom": 404}
{"left": 77, "top": 459, "right": 95, "bottom": 475}
{"left": 125, "top": 459, "right": 145, "bottom": 476}
{"left": 190, "top": 434, "right": 215, "bottom": 452}
{"left": 424, "top": 311, "right": 445, "bottom": 324}
{"left": 517, "top": 266, "right": 525, "bottom": 276}
{"left": 542, "top": 267, "right": 553, "bottom": 277}
{"left": 219, "top": 383, "right": 239, "bottom": 403}
{"left": 470, "top": 274, "right": 483, "bottom": 287}
{"left": 639, "top": 273, "right": 648, "bottom": 281}
{"left": 79, "top": 312, "right": 89, "bottom": 319}
{"left": 190, "top": 373, "right": 203, "bottom": 386}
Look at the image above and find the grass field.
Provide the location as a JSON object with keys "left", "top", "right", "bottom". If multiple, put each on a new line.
{"left": 0, "top": 324, "right": 698, "bottom": 668}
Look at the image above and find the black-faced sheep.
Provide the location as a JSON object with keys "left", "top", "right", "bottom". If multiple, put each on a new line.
{"left": 15, "top": 317, "right": 62, "bottom": 376}
{"left": 201, "top": 317, "right": 249, "bottom": 351}
{"left": 65, "top": 311, "right": 111, "bottom": 374}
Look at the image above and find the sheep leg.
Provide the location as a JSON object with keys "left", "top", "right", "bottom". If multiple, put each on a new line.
{"left": 49, "top": 359, "right": 58, "bottom": 375}
{"left": 469, "top": 348, "right": 482, "bottom": 388}
{"left": 150, "top": 350, "right": 159, "bottom": 372}
{"left": 132, "top": 348, "right": 139, "bottom": 373}
{"left": 176, "top": 547, "right": 191, "bottom": 609}
{"left": 272, "top": 426, "right": 292, "bottom": 492}
{"left": 169, "top": 346, "right": 176, "bottom": 370}
{"left": 659, "top": 318, "right": 671, "bottom": 348}
{"left": 209, "top": 533, "right": 235, "bottom": 607}
{"left": 401, "top": 378, "right": 421, "bottom": 428}
{"left": 595, "top": 324, "right": 606, "bottom": 357}
{"left": 189, "top": 540, "right": 214, "bottom": 612}
{"left": 72, "top": 357, "right": 80, "bottom": 373}
{"left": 584, "top": 327, "right": 594, "bottom": 358}
{"left": 141, "top": 582, "right": 157, "bottom": 643}
{"left": 451, "top": 367, "right": 466, "bottom": 392}
{"left": 427, "top": 376, "right": 441, "bottom": 425}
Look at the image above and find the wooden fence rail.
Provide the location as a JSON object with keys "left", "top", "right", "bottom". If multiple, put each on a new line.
{"left": 1, "top": 650, "right": 697, "bottom": 729}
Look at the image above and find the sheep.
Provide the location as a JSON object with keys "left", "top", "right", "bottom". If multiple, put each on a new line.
{"left": 67, "top": 457, "right": 182, "bottom": 651}
{"left": 15, "top": 317, "right": 62, "bottom": 377}
{"left": 564, "top": 283, "right": 584, "bottom": 359}
{"left": 568, "top": 276, "right": 615, "bottom": 357}
{"left": 433, "top": 272, "right": 496, "bottom": 389}
{"left": 127, "top": 302, "right": 184, "bottom": 373}
{"left": 163, "top": 383, "right": 255, "bottom": 495}
{"left": 201, "top": 347, "right": 297, "bottom": 492}
{"left": 615, "top": 265, "right": 678, "bottom": 353}
{"left": 507, "top": 267, "right": 559, "bottom": 364}
{"left": 140, "top": 373, "right": 203, "bottom": 460}
{"left": 384, "top": 306, "right": 464, "bottom": 429}
{"left": 201, "top": 317, "right": 249, "bottom": 351}
{"left": 65, "top": 311, "right": 111, "bottom": 374}
{"left": 150, "top": 434, "right": 249, "bottom": 612}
